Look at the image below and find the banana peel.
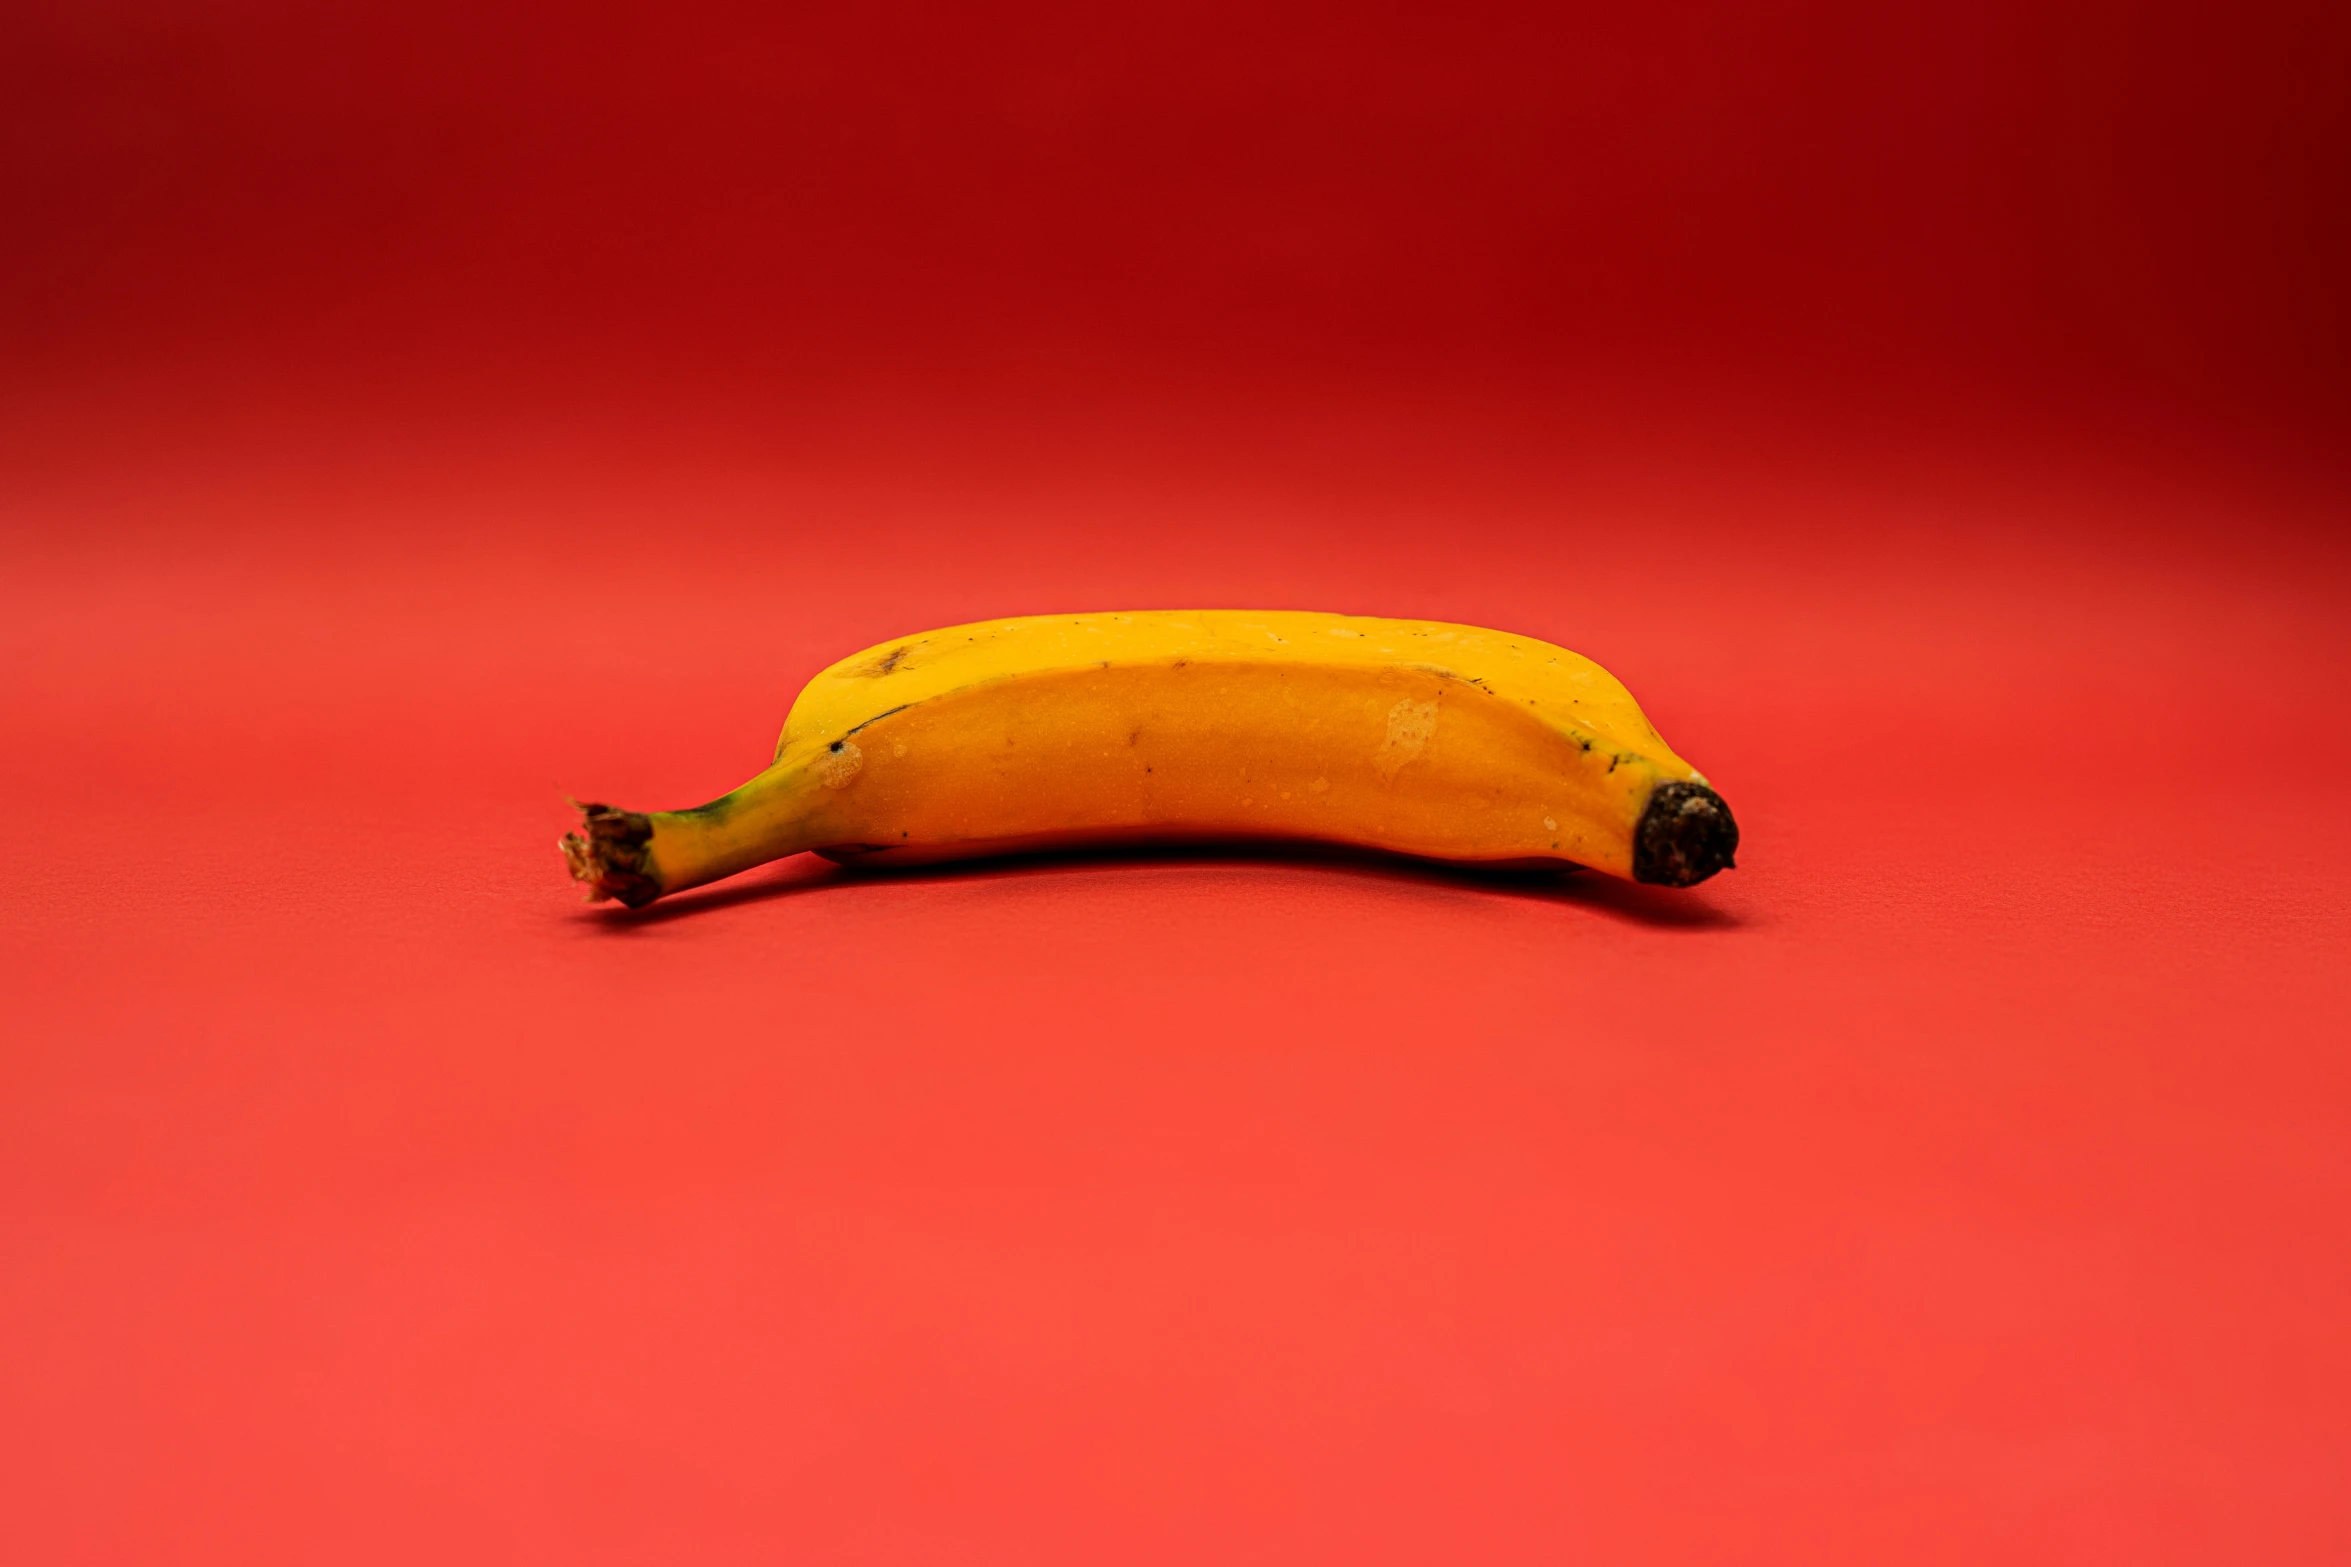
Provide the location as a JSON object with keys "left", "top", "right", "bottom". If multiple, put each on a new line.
{"left": 561, "top": 610, "right": 1737, "bottom": 907}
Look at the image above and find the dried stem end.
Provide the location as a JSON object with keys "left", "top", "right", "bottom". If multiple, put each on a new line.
{"left": 560, "top": 803, "right": 663, "bottom": 907}
{"left": 1632, "top": 781, "right": 1739, "bottom": 887}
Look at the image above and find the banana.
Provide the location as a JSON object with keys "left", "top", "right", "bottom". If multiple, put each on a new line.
{"left": 561, "top": 610, "right": 1737, "bottom": 906}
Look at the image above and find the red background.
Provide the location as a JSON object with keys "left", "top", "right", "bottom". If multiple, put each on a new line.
{"left": 5, "top": 2, "right": 2349, "bottom": 1561}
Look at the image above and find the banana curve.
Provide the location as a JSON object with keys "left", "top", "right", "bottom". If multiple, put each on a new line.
{"left": 560, "top": 610, "right": 1737, "bottom": 906}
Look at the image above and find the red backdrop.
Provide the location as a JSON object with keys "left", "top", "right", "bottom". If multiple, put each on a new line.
{"left": 5, "top": 2, "right": 2349, "bottom": 1562}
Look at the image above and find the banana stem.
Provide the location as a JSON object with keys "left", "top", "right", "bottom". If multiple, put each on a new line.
{"left": 561, "top": 761, "right": 818, "bottom": 906}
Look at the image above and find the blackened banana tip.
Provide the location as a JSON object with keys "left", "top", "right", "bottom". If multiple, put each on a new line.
{"left": 561, "top": 802, "right": 663, "bottom": 907}
{"left": 1633, "top": 781, "right": 1739, "bottom": 887}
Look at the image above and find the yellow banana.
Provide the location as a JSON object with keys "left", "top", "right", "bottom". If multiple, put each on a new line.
{"left": 561, "top": 610, "right": 1737, "bottom": 906}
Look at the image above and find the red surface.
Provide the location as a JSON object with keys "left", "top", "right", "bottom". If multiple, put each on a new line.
{"left": 6, "top": 2, "right": 2351, "bottom": 1562}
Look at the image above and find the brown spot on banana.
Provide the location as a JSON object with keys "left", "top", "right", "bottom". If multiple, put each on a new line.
{"left": 816, "top": 739, "right": 864, "bottom": 788}
{"left": 1375, "top": 695, "right": 1438, "bottom": 779}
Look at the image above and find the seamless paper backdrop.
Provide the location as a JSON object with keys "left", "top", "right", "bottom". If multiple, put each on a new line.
{"left": 4, "top": 2, "right": 2349, "bottom": 1563}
